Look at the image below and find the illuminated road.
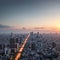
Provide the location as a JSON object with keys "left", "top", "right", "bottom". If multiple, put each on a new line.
{"left": 14, "top": 34, "right": 30, "bottom": 60}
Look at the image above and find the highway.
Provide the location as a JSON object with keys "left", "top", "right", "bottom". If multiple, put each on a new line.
{"left": 14, "top": 34, "right": 30, "bottom": 60}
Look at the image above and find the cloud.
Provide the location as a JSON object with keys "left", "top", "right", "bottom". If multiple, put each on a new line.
{"left": 0, "top": 24, "right": 60, "bottom": 33}
{"left": 34, "top": 27, "right": 45, "bottom": 30}
{"left": 22, "top": 27, "right": 27, "bottom": 30}
{"left": 0, "top": 24, "right": 11, "bottom": 28}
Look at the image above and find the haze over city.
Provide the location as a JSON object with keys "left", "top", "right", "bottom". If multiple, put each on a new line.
{"left": 0, "top": 0, "right": 60, "bottom": 33}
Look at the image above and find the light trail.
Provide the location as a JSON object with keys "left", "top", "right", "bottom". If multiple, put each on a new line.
{"left": 14, "top": 34, "right": 30, "bottom": 60}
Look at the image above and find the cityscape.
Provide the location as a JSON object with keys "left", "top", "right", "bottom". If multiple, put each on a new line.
{"left": 0, "top": 32, "right": 60, "bottom": 60}
{"left": 0, "top": 0, "right": 60, "bottom": 60}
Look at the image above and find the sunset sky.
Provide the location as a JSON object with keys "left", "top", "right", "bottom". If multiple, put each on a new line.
{"left": 0, "top": 0, "right": 60, "bottom": 33}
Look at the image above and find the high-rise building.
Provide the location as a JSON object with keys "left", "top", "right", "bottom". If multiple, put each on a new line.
{"left": 30, "top": 42, "right": 36, "bottom": 51}
{"left": 30, "top": 32, "right": 33, "bottom": 36}
{"left": 9, "top": 38, "right": 17, "bottom": 55}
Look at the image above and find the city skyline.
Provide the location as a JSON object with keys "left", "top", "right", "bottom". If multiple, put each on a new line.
{"left": 0, "top": 0, "right": 60, "bottom": 33}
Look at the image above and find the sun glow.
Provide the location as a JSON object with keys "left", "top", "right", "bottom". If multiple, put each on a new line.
{"left": 56, "top": 25, "right": 60, "bottom": 29}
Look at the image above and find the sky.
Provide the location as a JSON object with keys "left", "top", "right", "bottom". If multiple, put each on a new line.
{"left": 0, "top": 0, "right": 60, "bottom": 33}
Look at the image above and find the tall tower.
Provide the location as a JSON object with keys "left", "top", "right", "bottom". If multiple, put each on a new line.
{"left": 10, "top": 32, "right": 13, "bottom": 38}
